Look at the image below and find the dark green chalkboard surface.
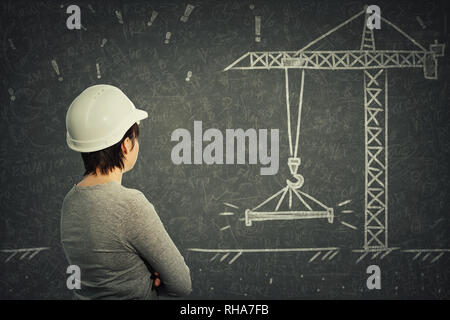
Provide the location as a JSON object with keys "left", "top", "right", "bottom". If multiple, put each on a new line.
{"left": 1, "top": 0, "right": 449, "bottom": 299}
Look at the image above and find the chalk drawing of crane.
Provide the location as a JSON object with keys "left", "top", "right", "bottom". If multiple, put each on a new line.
{"left": 189, "top": 6, "right": 446, "bottom": 264}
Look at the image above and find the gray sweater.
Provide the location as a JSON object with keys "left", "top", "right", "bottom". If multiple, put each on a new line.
{"left": 60, "top": 180, "right": 192, "bottom": 299}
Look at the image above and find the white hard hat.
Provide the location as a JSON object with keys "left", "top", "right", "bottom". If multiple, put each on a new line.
{"left": 66, "top": 84, "right": 148, "bottom": 152}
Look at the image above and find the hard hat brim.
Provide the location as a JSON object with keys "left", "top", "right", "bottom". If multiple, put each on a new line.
{"left": 67, "top": 108, "right": 148, "bottom": 153}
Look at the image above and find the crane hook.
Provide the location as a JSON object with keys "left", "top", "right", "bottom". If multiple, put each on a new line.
{"left": 286, "top": 173, "right": 304, "bottom": 189}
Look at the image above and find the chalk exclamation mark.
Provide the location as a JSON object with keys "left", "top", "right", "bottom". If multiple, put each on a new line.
{"left": 8, "top": 39, "right": 16, "bottom": 50}
{"left": 185, "top": 71, "right": 192, "bottom": 82}
{"left": 96, "top": 63, "right": 101, "bottom": 79}
{"left": 255, "top": 16, "right": 261, "bottom": 42}
{"left": 100, "top": 38, "right": 108, "bottom": 48}
{"left": 51, "top": 59, "right": 63, "bottom": 81}
{"left": 164, "top": 32, "right": 171, "bottom": 44}
{"left": 115, "top": 10, "right": 123, "bottom": 24}
{"left": 8, "top": 88, "right": 16, "bottom": 101}
{"left": 147, "top": 10, "right": 158, "bottom": 26}
{"left": 180, "top": 4, "right": 195, "bottom": 23}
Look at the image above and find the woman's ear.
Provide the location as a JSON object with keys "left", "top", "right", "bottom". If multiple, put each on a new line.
{"left": 122, "top": 138, "right": 130, "bottom": 155}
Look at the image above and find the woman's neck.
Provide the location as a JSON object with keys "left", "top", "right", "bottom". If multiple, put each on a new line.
{"left": 77, "top": 168, "right": 123, "bottom": 186}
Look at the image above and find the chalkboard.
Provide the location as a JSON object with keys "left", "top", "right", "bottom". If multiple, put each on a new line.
{"left": 1, "top": 0, "right": 449, "bottom": 299}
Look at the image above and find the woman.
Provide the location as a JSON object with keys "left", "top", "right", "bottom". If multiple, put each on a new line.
{"left": 60, "top": 84, "right": 192, "bottom": 299}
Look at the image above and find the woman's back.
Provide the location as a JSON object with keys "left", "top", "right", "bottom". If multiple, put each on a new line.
{"left": 60, "top": 181, "right": 192, "bottom": 299}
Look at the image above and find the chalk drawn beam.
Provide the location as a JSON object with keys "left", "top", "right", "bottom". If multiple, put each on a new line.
{"left": 245, "top": 208, "right": 333, "bottom": 227}
{"left": 353, "top": 247, "right": 400, "bottom": 253}
{"left": 245, "top": 183, "right": 334, "bottom": 227}
{"left": 402, "top": 249, "right": 450, "bottom": 252}
{"left": 189, "top": 248, "right": 339, "bottom": 253}
{"left": 224, "top": 51, "right": 437, "bottom": 71}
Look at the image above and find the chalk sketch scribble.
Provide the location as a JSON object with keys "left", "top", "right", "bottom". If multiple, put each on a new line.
{"left": 180, "top": 4, "right": 195, "bottom": 23}
{"left": 219, "top": 212, "right": 235, "bottom": 216}
{"left": 1, "top": 247, "right": 50, "bottom": 263}
{"left": 337, "top": 200, "right": 352, "bottom": 207}
{"left": 51, "top": 59, "right": 63, "bottom": 82}
{"left": 223, "top": 7, "right": 445, "bottom": 250}
{"left": 189, "top": 247, "right": 340, "bottom": 265}
{"left": 147, "top": 10, "right": 158, "bottom": 27}
{"left": 190, "top": 6, "right": 447, "bottom": 264}
{"left": 229, "top": 47, "right": 335, "bottom": 227}
{"left": 340, "top": 221, "right": 357, "bottom": 230}
{"left": 403, "top": 249, "right": 450, "bottom": 263}
{"left": 352, "top": 247, "right": 400, "bottom": 264}
{"left": 223, "top": 202, "right": 239, "bottom": 209}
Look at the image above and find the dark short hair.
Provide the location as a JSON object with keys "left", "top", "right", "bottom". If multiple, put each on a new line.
{"left": 81, "top": 122, "right": 140, "bottom": 176}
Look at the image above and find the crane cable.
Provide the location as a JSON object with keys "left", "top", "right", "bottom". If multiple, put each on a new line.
{"left": 284, "top": 68, "right": 306, "bottom": 158}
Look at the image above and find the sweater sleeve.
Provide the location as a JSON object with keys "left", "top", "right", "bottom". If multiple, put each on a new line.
{"left": 125, "top": 191, "right": 192, "bottom": 297}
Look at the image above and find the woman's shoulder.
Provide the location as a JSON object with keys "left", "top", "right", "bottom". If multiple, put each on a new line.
{"left": 119, "top": 184, "right": 144, "bottom": 198}
{"left": 119, "top": 185, "right": 154, "bottom": 207}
